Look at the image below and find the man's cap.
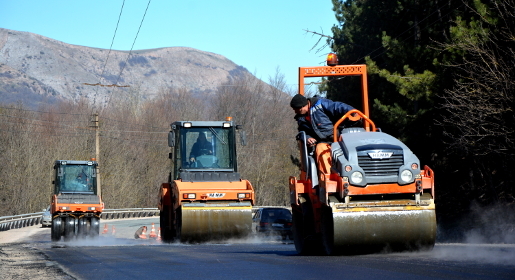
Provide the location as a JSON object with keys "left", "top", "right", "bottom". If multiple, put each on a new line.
{"left": 290, "top": 94, "right": 308, "bottom": 108}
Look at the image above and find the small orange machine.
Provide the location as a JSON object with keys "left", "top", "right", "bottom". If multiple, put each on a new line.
{"left": 51, "top": 159, "right": 103, "bottom": 241}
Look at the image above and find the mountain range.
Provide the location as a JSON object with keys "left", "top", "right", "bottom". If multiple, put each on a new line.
{"left": 0, "top": 28, "right": 255, "bottom": 108}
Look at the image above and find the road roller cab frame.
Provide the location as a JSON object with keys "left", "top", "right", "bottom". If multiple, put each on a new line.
{"left": 289, "top": 54, "right": 436, "bottom": 255}
{"left": 158, "top": 118, "right": 255, "bottom": 243}
{"left": 51, "top": 160, "right": 103, "bottom": 241}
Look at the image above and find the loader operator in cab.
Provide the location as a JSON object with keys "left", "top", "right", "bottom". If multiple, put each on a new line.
{"left": 189, "top": 132, "right": 213, "bottom": 163}
{"left": 76, "top": 168, "right": 88, "bottom": 185}
{"left": 76, "top": 167, "right": 91, "bottom": 191}
{"left": 290, "top": 94, "right": 354, "bottom": 177}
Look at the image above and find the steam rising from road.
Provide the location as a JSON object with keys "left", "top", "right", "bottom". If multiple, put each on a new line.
{"left": 4, "top": 210, "right": 512, "bottom": 266}
{"left": 51, "top": 232, "right": 290, "bottom": 248}
{"left": 430, "top": 203, "right": 515, "bottom": 265}
{"left": 44, "top": 218, "right": 292, "bottom": 249}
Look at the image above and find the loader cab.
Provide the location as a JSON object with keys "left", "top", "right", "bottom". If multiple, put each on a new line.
{"left": 53, "top": 160, "right": 98, "bottom": 195}
{"left": 168, "top": 120, "right": 244, "bottom": 181}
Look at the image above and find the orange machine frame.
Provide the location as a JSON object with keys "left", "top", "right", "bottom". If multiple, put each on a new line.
{"left": 298, "top": 64, "right": 370, "bottom": 118}
{"left": 292, "top": 61, "right": 435, "bottom": 204}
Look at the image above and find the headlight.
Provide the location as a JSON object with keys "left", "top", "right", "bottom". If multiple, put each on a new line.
{"left": 400, "top": 170, "right": 413, "bottom": 183}
{"left": 351, "top": 171, "right": 363, "bottom": 184}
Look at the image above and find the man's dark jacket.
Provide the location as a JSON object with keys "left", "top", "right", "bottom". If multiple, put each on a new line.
{"left": 294, "top": 96, "right": 354, "bottom": 142}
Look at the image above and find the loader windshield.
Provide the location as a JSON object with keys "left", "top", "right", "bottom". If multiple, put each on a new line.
{"left": 180, "top": 127, "right": 235, "bottom": 170}
{"left": 55, "top": 164, "right": 97, "bottom": 194}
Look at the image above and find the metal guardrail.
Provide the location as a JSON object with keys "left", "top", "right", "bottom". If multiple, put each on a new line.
{"left": 0, "top": 212, "right": 44, "bottom": 232}
{"left": 0, "top": 206, "right": 290, "bottom": 232}
{"left": 100, "top": 208, "right": 159, "bottom": 220}
{"left": 0, "top": 208, "right": 160, "bottom": 232}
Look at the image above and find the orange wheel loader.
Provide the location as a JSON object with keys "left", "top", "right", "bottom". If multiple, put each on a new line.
{"left": 158, "top": 117, "right": 255, "bottom": 243}
{"left": 289, "top": 54, "right": 436, "bottom": 255}
{"left": 51, "top": 160, "right": 103, "bottom": 241}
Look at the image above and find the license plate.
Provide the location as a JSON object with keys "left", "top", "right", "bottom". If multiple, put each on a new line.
{"left": 272, "top": 223, "right": 283, "bottom": 227}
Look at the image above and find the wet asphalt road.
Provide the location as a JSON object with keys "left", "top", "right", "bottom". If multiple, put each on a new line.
{"left": 23, "top": 218, "right": 515, "bottom": 280}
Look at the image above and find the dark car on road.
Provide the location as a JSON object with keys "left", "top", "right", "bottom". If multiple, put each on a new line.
{"left": 252, "top": 207, "right": 293, "bottom": 240}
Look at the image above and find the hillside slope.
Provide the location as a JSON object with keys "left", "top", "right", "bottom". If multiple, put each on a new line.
{"left": 0, "top": 28, "right": 253, "bottom": 108}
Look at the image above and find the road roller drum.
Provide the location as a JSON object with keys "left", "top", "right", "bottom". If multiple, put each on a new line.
{"left": 330, "top": 207, "right": 437, "bottom": 251}
{"left": 180, "top": 203, "right": 252, "bottom": 242}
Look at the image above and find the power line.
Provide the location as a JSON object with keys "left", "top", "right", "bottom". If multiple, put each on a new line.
{"left": 101, "top": 116, "right": 168, "bottom": 130}
{"left": 0, "top": 114, "right": 88, "bottom": 128}
{"left": 0, "top": 105, "right": 89, "bottom": 116}
{"left": 0, "top": 106, "right": 168, "bottom": 131}
{"left": 84, "top": 83, "right": 130, "bottom": 88}
{"left": 0, "top": 118, "right": 169, "bottom": 135}
{"left": 101, "top": 130, "right": 166, "bottom": 134}
{"left": 92, "top": 0, "right": 126, "bottom": 110}
{"left": 0, "top": 128, "right": 91, "bottom": 136}
{"left": 0, "top": 122, "right": 168, "bottom": 135}
{"left": 105, "top": 0, "right": 152, "bottom": 110}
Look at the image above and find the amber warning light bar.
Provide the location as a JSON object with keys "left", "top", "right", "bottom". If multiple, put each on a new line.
{"left": 327, "top": 53, "right": 338, "bottom": 66}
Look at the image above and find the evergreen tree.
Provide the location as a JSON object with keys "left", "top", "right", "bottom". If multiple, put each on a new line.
{"left": 325, "top": 0, "right": 515, "bottom": 222}
{"left": 438, "top": 0, "right": 515, "bottom": 205}
{"left": 327, "top": 0, "right": 464, "bottom": 147}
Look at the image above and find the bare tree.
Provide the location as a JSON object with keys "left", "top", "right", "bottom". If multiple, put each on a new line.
{"left": 211, "top": 71, "right": 298, "bottom": 206}
{"left": 0, "top": 70, "right": 301, "bottom": 216}
{"left": 439, "top": 0, "right": 515, "bottom": 203}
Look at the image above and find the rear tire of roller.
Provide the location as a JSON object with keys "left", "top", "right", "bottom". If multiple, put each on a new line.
{"left": 51, "top": 217, "right": 62, "bottom": 242}
{"left": 77, "top": 217, "right": 87, "bottom": 238}
{"left": 321, "top": 205, "right": 335, "bottom": 255}
{"left": 160, "top": 206, "right": 174, "bottom": 242}
{"left": 63, "top": 217, "right": 75, "bottom": 241}
{"left": 175, "top": 208, "right": 182, "bottom": 242}
{"left": 292, "top": 198, "right": 319, "bottom": 255}
{"left": 90, "top": 216, "right": 100, "bottom": 237}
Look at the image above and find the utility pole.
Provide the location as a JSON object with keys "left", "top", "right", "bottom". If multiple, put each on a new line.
{"left": 92, "top": 113, "right": 101, "bottom": 197}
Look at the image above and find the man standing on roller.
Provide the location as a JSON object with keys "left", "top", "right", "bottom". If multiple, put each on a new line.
{"left": 290, "top": 94, "right": 355, "bottom": 177}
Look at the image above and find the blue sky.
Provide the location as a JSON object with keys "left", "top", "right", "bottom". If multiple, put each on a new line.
{"left": 0, "top": 0, "right": 337, "bottom": 91}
